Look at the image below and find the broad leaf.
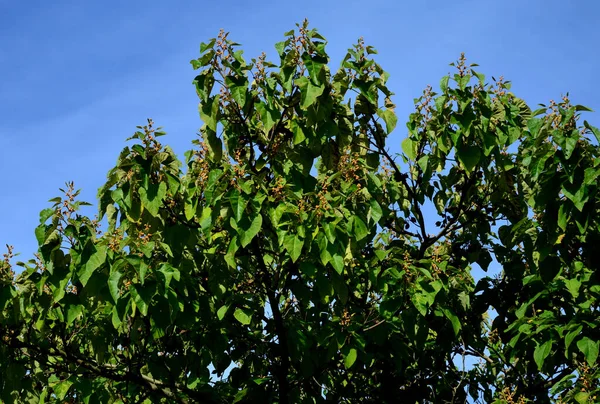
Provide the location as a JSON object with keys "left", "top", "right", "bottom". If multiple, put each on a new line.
{"left": 284, "top": 234, "right": 303, "bottom": 263}
{"left": 344, "top": 348, "right": 357, "bottom": 369}
{"left": 240, "top": 214, "right": 263, "bottom": 247}
{"left": 234, "top": 308, "right": 252, "bottom": 325}
{"left": 577, "top": 337, "right": 599, "bottom": 367}
{"left": 79, "top": 244, "right": 107, "bottom": 287}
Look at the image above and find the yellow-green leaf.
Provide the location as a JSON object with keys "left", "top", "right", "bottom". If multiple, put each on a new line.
{"left": 344, "top": 348, "right": 357, "bottom": 369}
{"left": 234, "top": 308, "right": 252, "bottom": 325}
{"left": 402, "top": 137, "right": 416, "bottom": 160}
{"left": 378, "top": 108, "right": 397, "bottom": 134}
{"left": 52, "top": 380, "right": 73, "bottom": 400}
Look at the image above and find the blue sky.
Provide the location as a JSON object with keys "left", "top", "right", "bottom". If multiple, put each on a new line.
{"left": 1, "top": 0, "right": 599, "bottom": 263}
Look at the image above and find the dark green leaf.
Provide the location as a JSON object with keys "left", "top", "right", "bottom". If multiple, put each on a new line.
{"left": 456, "top": 145, "right": 481, "bottom": 173}
{"left": 108, "top": 270, "right": 122, "bottom": 304}
{"left": 130, "top": 284, "right": 153, "bottom": 317}
{"left": 240, "top": 214, "right": 263, "bottom": 247}
{"left": 66, "top": 304, "right": 83, "bottom": 326}
{"left": 534, "top": 340, "right": 552, "bottom": 370}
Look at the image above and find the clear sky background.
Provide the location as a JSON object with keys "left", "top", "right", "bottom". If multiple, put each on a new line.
{"left": 1, "top": 0, "right": 599, "bottom": 264}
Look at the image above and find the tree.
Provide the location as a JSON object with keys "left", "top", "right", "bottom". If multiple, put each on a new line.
{"left": 1, "top": 20, "right": 599, "bottom": 403}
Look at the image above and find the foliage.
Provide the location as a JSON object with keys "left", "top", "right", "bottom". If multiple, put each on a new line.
{"left": 2, "top": 20, "right": 599, "bottom": 403}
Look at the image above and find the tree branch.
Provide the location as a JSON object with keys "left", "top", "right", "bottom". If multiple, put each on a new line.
{"left": 251, "top": 239, "right": 291, "bottom": 404}
{"left": 4, "top": 337, "right": 218, "bottom": 404}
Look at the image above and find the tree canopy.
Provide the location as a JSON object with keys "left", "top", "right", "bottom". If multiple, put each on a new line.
{"left": 1, "top": 21, "right": 599, "bottom": 403}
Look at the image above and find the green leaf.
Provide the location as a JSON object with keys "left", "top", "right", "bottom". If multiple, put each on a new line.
{"left": 443, "top": 309, "right": 461, "bottom": 336}
{"left": 353, "top": 215, "right": 369, "bottom": 241}
{"left": 199, "top": 95, "right": 220, "bottom": 132}
{"left": 193, "top": 71, "right": 215, "bottom": 102}
{"left": 230, "top": 189, "right": 247, "bottom": 222}
{"left": 417, "top": 155, "right": 429, "bottom": 173}
{"left": 233, "top": 389, "right": 249, "bottom": 403}
{"left": 563, "top": 135, "right": 577, "bottom": 160}
{"left": 575, "top": 392, "right": 590, "bottom": 404}
{"left": 79, "top": 244, "right": 107, "bottom": 287}
{"left": 130, "top": 284, "right": 153, "bottom": 316}
{"left": 139, "top": 182, "right": 167, "bottom": 217}
{"left": 66, "top": 304, "right": 83, "bottom": 326}
{"left": 108, "top": 270, "right": 122, "bottom": 304}
{"left": 562, "top": 181, "right": 588, "bottom": 212}
{"left": 565, "top": 325, "right": 583, "bottom": 353}
{"left": 534, "top": 340, "right": 552, "bottom": 370}
{"left": 39, "top": 208, "right": 55, "bottom": 224}
{"left": 577, "top": 337, "right": 599, "bottom": 367}
{"left": 565, "top": 278, "right": 581, "bottom": 299}
{"left": 323, "top": 222, "right": 336, "bottom": 244}
{"left": 217, "top": 305, "right": 229, "bottom": 321}
{"left": 584, "top": 120, "right": 600, "bottom": 143}
{"left": 344, "top": 348, "right": 357, "bottom": 369}
{"left": 402, "top": 137, "right": 416, "bottom": 160}
{"left": 412, "top": 294, "right": 428, "bottom": 316}
{"left": 456, "top": 144, "right": 481, "bottom": 173}
{"left": 440, "top": 75, "right": 449, "bottom": 92}
{"left": 256, "top": 102, "right": 281, "bottom": 133}
{"left": 331, "top": 273, "right": 348, "bottom": 304}
{"left": 331, "top": 253, "right": 344, "bottom": 275}
{"left": 225, "top": 75, "right": 248, "bottom": 107}
{"left": 200, "top": 39, "right": 216, "bottom": 53}
{"left": 157, "top": 263, "right": 180, "bottom": 290}
{"left": 199, "top": 207, "right": 213, "bottom": 234}
{"left": 240, "top": 214, "right": 263, "bottom": 248}
{"left": 291, "top": 120, "right": 306, "bottom": 145}
{"left": 234, "top": 308, "right": 252, "bottom": 325}
{"left": 378, "top": 109, "right": 397, "bottom": 134}
{"left": 184, "top": 198, "right": 196, "bottom": 221}
{"left": 284, "top": 234, "right": 303, "bottom": 263}
{"left": 35, "top": 225, "right": 46, "bottom": 246}
{"left": 584, "top": 167, "right": 600, "bottom": 185}
{"left": 354, "top": 79, "right": 377, "bottom": 106}
{"left": 274, "top": 41, "right": 286, "bottom": 56}
{"left": 557, "top": 204, "right": 568, "bottom": 231}
{"left": 52, "top": 380, "right": 73, "bottom": 400}
{"left": 302, "top": 53, "right": 326, "bottom": 85}
{"left": 368, "top": 199, "right": 382, "bottom": 225}
{"left": 225, "top": 236, "right": 239, "bottom": 269}
{"left": 203, "top": 127, "right": 223, "bottom": 162}
{"left": 296, "top": 76, "right": 325, "bottom": 109}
